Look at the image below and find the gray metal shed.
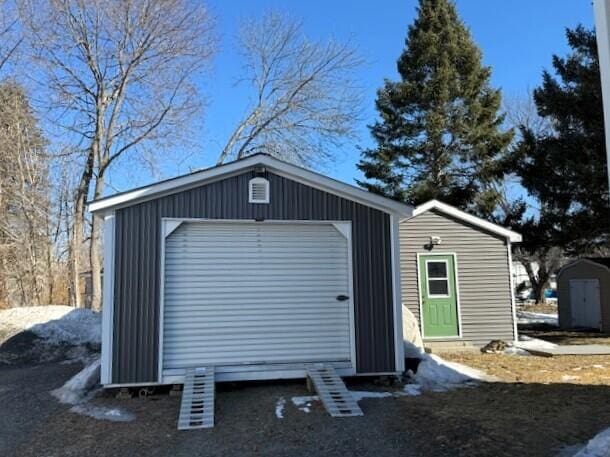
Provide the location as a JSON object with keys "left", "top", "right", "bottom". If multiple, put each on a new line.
{"left": 87, "top": 154, "right": 411, "bottom": 387}
{"left": 399, "top": 200, "right": 522, "bottom": 348}
{"left": 557, "top": 258, "right": 610, "bottom": 332}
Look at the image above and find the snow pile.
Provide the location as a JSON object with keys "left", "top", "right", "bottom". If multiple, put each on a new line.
{"left": 517, "top": 311, "right": 558, "bottom": 326}
{"left": 574, "top": 427, "right": 610, "bottom": 457}
{"left": 404, "top": 341, "right": 492, "bottom": 391}
{"left": 51, "top": 358, "right": 134, "bottom": 422}
{"left": 52, "top": 358, "right": 101, "bottom": 404}
{"left": 0, "top": 305, "right": 100, "bottom": 346}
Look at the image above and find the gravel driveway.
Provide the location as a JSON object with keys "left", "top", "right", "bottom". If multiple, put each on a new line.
{"left": 2, "top": 362, "right": 610, "bottom": 457}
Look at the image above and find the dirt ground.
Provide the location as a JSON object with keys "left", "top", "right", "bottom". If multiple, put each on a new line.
{"left": 444, "top": 352, "right": 610, "bottom": 385}
{"left": 518, "top": 302, "right": 558, "bottom": 314}
{"left": 2, "top": 362, "right": 610, "bottom": 457}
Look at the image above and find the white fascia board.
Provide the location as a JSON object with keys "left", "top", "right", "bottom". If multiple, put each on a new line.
{"left": 87, "top": 154, "right": 413, "bottom": 217}
{"left": 412, "top": 199, "right": 522, "bottom": 243}
{"left": 594, "top": 0, "right": 610, "bottom": 194}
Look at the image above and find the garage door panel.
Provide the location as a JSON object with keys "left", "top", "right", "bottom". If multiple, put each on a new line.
{"left": 162, "top": 222, "right": 352, "bottom": 373}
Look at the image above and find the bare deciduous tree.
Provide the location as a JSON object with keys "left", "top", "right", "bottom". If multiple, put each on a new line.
{"left": 217, "top": 12, "right": 363, "bottom": 167}
{"left": 19, "top": 0, "right": 216, "bottom": 309}
{"left": 0, "top": 82, "right": 53, "bottom": 307}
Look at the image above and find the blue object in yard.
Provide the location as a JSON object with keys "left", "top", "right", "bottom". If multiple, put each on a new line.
{"left": 544, "top": 288, "right": 557, "bottom": 298}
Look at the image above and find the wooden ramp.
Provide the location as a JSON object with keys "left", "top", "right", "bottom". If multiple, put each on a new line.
{"left": 306, "top": 364, "right": 363, "bottom": 417}
{"left": 523, "top": 344, "right": 610, "bottom": 357}
{"left": 178, "top": 367, "right": 215, "bottom": 430}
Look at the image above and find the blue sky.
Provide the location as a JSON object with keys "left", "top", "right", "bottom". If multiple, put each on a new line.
{"left": 111, "top": 0, "right": 595, "bottom": 191}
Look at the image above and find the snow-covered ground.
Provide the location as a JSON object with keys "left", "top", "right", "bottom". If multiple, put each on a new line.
{"left": 573, "top": 427, "right": 610, "bottom": 457}
{"left": 517, "top": 310, "right": 558, "bottom": 326}
{"left": 51, "top": 358, "right": 134, "bottom": 422}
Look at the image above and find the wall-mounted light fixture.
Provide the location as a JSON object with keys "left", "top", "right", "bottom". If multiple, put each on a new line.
{"left": 429, "top": 235, "right": 442, "bottom": 245}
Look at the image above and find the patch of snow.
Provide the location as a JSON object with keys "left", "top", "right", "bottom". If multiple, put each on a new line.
{"left": 51, "top": 358, "right": 133, "bottom": 423}
{"left": 593, "top": 365, "right": 605, "bottom": 369}
{"left": 562, "top": 375, "right": 580, "bottom": 382}
{"left": 574, "top": 427, "right": 610, "bottom": 457}
{"left": 52, "top": 358, "right": 101, "bottom": 405}
{"left": 514, "top": 335, "right": 558, "bottom": 351}
{"left": 517, "top": 311, "right": 558, "bottom": 326}
{"left": 291, "top": 395, "right": 318, "bottom": 413}
{"left": 0, "top": 305, "right": 100, "bottom": 346}
{"left": 350, "top": 390, "right": 393, "bottom": 401}
{"left": 503, "top": 346, "right": 532, "bottom": 356}
{"left": 403, "top": 384, "right": 422, "bottom": 396}
{"left": 404, "top": 341, "right": 493, "bottom": 391}
{"left": 275, "top": 397, "right": 286, "bottom": 419}
{"left": 70, "top": 404, "right": 135, "bottom": 422}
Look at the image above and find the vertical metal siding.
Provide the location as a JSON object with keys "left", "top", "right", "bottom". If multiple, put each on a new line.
{"left": 112, "top": 171, "right": 395, "bottom": 384}
{"left": 400, "top": 209, "right": 515, "bottom": 345}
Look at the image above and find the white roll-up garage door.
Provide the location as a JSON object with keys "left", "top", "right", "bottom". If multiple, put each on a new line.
{"left": 162, "top": 222, "right": 353, "bottom": 377}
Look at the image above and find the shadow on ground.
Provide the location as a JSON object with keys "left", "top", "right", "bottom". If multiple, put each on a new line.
{"left": 2, "top": 362, "right": 610, "bottom": 457}
{"left": 520, "top": 323, "right": 610, "bottom": 346}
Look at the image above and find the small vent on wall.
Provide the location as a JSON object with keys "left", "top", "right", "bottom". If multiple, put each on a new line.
{"left": 249, "top": 177, "right": 270, "bottom": 204}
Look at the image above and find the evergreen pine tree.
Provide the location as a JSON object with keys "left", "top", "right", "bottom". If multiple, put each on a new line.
{"left": 517, "top": 26, "right": 610, "bottom": 252}
{"left": 357, "top": 0, "right": 512, "bottom": 215}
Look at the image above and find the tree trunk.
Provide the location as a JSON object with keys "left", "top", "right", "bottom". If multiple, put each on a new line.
{"left": 89, "top": 174, "right": 105, "bottom": 312}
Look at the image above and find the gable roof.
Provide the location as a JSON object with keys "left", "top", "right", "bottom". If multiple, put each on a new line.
{"left": 558, "top": 258, "right": 610, "bottom": 277}
{"left": 87, "top": 153, "right": 413, "bottom": 216}
{"left": 410, "top": 199, "right": 522, "bottom": 243}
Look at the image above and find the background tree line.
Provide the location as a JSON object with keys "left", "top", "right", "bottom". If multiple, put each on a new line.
{"left": 0, "top": 1, "right": 362, "bottom": 309}
{"left": 358, "top": 0, "right": 609, "bottom": 303}
{"left": 0, "top": 0, "right": 607, "bottom": 309}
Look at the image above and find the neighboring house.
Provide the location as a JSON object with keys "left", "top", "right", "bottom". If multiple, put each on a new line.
{"left": 400, "top": 200, "right": 522, "bottom": 348}
{"left": 88, "top": 154, "right": 411, "bottom": 387}
{"left": 557, "top": 258, "right": 610, "bottom": 332}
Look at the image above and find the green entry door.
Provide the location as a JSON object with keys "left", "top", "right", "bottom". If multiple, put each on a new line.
{"left": 419, "top": 254, "right": 459, "bottom": 337}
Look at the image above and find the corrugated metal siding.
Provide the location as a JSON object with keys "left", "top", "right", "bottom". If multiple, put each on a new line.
{"left": 163, "top": 222, "right": 351, "bottom": 373}
{"left": 400, "top": 209, "right": 515, "bottom": 345}
{"left": 558, "top": 262, "right": 610, "bottom": 332}
{"left": 112, "top": 170, "right": 394, "bottom": 384}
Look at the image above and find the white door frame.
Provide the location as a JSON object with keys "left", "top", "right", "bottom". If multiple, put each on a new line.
{"left": 157, "top": 218, "right": 357, "bottom": 383}
{"left": 416, "top": 252, "right": 463, "bottom": 339}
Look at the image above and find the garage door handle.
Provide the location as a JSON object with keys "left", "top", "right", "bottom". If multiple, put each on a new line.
{"left": 336, "top": 295, "right": 349, "bottom": 301}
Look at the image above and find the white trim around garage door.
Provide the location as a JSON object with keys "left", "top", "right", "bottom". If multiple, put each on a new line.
{"left": 157, "top": 218, "right": 358, "bottom": 384}
{"left": 390, "top": 215, "right": 405, "bottom": 372}
{"left": 100, "top": 211, "right": 115, "bottom": 385}
{"left": 416, "top": 252, "right": 463, "bottom": 340}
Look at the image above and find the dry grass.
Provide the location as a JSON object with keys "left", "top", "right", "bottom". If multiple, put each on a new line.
{"left": 443, "top": 352, "right": 610, "bottom": 385}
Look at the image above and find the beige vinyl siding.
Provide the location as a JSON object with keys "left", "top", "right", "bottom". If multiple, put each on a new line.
{"left": 400, "top": 209, "right": 516, "bottom": 345}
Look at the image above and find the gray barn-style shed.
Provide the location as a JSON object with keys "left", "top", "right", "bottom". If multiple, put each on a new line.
{"left": 400, "top": 200, "right": 522, "bottom": 347}
{"left": 557, "top": 258, "right": 610, "bottom": 332}
{"left": 88, "top": 154, "right": 411, "bottom": 387}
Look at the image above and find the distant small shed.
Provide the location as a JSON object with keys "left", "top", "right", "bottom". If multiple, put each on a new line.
{"left": 557, "top": 258, "right": 610, "bottom": 332}
{"left": 400, "top": 200, "right": 522, "bottom": 348}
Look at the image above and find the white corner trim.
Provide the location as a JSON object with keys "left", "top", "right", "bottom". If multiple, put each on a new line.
{"left": 507, "top": 241, "right": 519, "bottom": 343}
{"left": 412, "top": 199, "right": 522, "bottom": 243}
{"left": 390, "top": 215, "right": 405, "bottom": 372}
{"left": 163, "top": 220, "right": 183, "bottom": 238}
{"left": 594, "top": 0, "right": 610, "bottom": 194}
{"left": 100, "top": 212, "right": 115, "bottom": 385}
{"left": 332, "top": 222, "right": 351, "bottom": 239}
{"left": 87, "top": 154, "right": 413, "bottom": 216}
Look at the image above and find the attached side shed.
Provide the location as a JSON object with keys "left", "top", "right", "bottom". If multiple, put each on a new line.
{"left": 399, "top": 200, "right": 522, "bottom": 347}
{"left": 88, "top": 154, "right": 411, "bottom": 387}
{"left": 557, "top": 258, "right": 610, "bottom": 332}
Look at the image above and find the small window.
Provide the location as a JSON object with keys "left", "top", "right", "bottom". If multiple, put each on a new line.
{"left": 248, "top": 177, "right": 270, "bottom": 204}
{"left": 426, "top": 260, "right": 450, "bottom": 297}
